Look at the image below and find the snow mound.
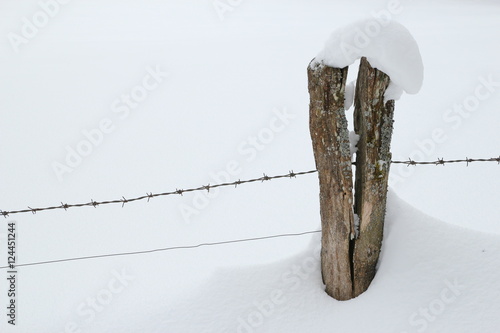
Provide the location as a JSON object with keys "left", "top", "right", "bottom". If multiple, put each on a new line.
{"left": 313, "top": 19, "right": 424, "bottom": 95}
{"left": 160, "top": 191, "right": 500, "bottom": 333}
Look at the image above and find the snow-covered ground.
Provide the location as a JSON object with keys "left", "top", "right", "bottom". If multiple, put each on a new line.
{"left": 0, "top": 1, "right": 499, "bottom": 332}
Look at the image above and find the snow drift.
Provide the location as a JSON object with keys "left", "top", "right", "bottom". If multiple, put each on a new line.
{"left": 159, "top": 192, "right": 500, "bottom": 333}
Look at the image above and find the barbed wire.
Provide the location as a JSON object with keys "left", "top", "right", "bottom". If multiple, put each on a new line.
{"left": 391, "top": 156, "right": 500, "bottom": 166}
{"left": 0, "top": 170, "right": 316, "bottom": 217}
{"left": 1, "top": 156, "right": 498, "bottom": 218}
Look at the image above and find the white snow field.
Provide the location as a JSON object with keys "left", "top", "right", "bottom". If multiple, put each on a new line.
{"left": 0, "top": 1, "right": 499, "bottom": 332}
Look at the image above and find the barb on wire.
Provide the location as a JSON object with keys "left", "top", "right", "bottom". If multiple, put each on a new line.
{"left": 0, "top": 170, "right": 317, "bottom": 217}
{"left": 390, "top": 156, "right": 500, "bottom": 166}
{"left": 0, "top": 156, "right": 498, "bottom": 217}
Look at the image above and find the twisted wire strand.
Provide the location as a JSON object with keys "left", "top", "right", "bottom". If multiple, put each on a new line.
{"left": 1, "top": 157, "right": 498, "bottom": 217}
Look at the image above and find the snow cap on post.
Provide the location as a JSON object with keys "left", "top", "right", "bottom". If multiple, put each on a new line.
{"left": 313, "top": 19, "right": 424, "bottom": 96}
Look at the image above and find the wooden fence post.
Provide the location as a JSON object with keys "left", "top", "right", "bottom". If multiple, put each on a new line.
{"left": 308, "top": 57, "right": 395, "bottom": 300}
{"left": 352, "top": 57, "right": 394, "bottom": 297}
{"left": 307, "top": 60, "right": 355, "bottom": 301}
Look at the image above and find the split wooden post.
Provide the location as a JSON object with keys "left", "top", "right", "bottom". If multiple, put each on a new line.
{"left": 352, "top": 57, "right": 395, "bottom": 297}
{"left": 307, "top": 61, "right": 355, "bottom": 301}
{"left": 307, "top": 57, "right": 395, "bottom": 301}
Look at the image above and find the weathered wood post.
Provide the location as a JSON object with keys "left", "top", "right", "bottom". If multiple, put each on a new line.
{"left": 352, "top": 57, "right": 394, "bottom": 297}
{"left": 308, "top": 57, "right": 395, "bottom": 300}
{"left": 307, "top": 60, "right": 355, "bottom": 301}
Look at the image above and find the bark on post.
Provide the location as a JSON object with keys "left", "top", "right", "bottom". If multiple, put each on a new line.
{"left": 307, "top": 60, "right": 355, "bottom": 301}
{"left": 352, "top": 57, "right": 395, "bottom": 297}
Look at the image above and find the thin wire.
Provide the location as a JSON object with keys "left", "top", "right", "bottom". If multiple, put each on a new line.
{"left": 0, "top": 230, "right": 321, "bottom": 270}
{"left": 1, "top": 156, "right": 498, "bottom": 217}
